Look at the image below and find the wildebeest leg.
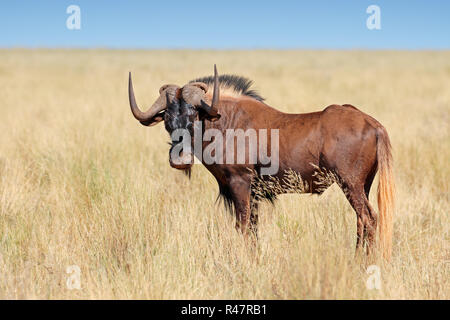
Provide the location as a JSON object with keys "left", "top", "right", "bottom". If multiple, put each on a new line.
{"left": 364, "top": 164, "right": 377, "bottom": 199}
{"left": 249, "top": 199, "right": 259, "bottom": 236}
{"left": 342, "top": 184, "right": 370, "bottom": 253}
{"left": 364, "top": 198, "right": 378, "bottom": 256}
{"left": 229, "top": 177, "right": 252, "bottom": 236}
{"left": 363, "top": 168, "right": 378, "bottom": 255}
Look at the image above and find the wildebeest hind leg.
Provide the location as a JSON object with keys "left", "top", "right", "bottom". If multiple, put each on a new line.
{"left": 342, "top": 184, "right": 371, "bottom": 254}
{"left": 364, "top": 198, "right": 378, "bottom": 256}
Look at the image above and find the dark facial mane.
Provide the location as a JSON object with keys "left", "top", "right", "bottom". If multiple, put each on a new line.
{"left": 190, "top": 74, "right": 265, "bottom": 102}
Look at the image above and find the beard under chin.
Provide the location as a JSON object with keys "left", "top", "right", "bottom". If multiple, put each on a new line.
{"left": 183, "top": 168, "right": 192, "bottom": 179}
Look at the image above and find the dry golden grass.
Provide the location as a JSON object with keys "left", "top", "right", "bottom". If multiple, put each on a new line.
{"left": 0, "top": 49, "right": 448, "bottom": 299}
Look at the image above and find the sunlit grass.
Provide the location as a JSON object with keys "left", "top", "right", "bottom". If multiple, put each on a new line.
{"left": 0, "top": 49, "right": 448, "bottom": 299}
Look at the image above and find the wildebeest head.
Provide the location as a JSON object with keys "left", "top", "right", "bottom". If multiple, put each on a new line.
{"left": 128, "top": 65, "right": 221, "bottom": 170}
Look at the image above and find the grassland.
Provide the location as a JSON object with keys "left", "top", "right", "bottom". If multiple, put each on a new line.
{"left": 0, "top": 49, "right": 448, "bottom": 299}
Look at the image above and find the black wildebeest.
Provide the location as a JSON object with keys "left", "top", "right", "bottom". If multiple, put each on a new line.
{"left": 128, "top": 66, "right": 395, "bottom": 260}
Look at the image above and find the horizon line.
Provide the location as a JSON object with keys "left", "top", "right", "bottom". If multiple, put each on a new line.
{"left": 1, "top": 46, "right": 450, "bottom": 51}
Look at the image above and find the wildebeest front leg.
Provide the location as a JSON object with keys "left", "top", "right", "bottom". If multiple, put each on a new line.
{"left": 249, "top": 199, "right": 259, "bottom": 236}
{"left": 229, "top": 177, "right": 252, "bottom": 236}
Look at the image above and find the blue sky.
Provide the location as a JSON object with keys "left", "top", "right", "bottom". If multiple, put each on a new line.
{"left": 0, "top": 1, "right": 449, "bottom": 49}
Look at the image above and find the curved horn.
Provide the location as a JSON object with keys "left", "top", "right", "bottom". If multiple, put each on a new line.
{"left": 199, "top": 64, "right": 220, "bottom": 116}
{"left": 211, "top": 64, "right": 219, "bottom": 111}
{"left": 128, "top": 72, "right": 177, "bottom": 123}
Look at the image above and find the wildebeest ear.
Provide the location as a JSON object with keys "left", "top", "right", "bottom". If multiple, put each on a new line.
{"left": 208, "top": 113, "right": 221, "bottom": 122}
{"left": 139, "top": 111, "right": 165, "bottom": 126}
{"left": 198, "top": 109, "right": 221, "bottom": 122}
